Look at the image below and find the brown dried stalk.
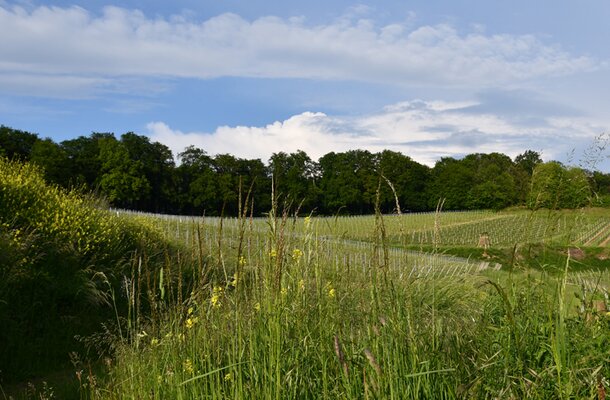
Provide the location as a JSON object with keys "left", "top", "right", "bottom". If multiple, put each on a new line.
{"left": 333, "top": 335, "right": 349, "bottom": 376}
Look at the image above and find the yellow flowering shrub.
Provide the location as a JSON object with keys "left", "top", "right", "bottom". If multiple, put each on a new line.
{"left": 0, "top": 158, "right": 164, "bottom": 267}
{"left": 0, "top": 158, "right": 173, "bottom": 379}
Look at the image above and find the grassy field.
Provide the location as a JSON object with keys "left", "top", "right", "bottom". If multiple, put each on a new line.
{"left": 2, "top": 159, "right": 610, "bottom": 399}
{"left": 82, "top": 206, "right": 609, "bottom": 399}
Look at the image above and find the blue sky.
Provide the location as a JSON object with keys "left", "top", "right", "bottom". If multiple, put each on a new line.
{"left": 1, "top": 0, "right": 609, "bottom": 171}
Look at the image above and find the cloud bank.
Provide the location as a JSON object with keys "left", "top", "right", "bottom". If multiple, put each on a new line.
{"left": 147, "top": 100, "right": 603, "bottom": 166}
{"left": 0, "top": 4, "right": 597, "bottom": 96}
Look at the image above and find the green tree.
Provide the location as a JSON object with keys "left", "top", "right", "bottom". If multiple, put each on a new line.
{"left": 176, "top": 146, "right": 218, "bottom": 215}
{"left": 515, "top": 150, "right": 543, "bottom": 175}
{"left": 428, "top": 153, "right": 519, "bottom": 211}
{"left": 269, "top": 150, "right": 320, "bottom": 212}
{"left": 319, "top": 150, "right": 377, "bottom": 214}
{"left": 512, "top": 150, "right": 543, "bottom": 204}
{"left": 30, "top": 138, "right": 71, "bottom": 186}
{"left": 561, "top": 167, "right": 592, "bottom": 208}
{"left": 0, "top": 126, "right": 39, "bottom": 160}
{"left": 120, "top": 132, "right": 175, "bottom": 212}
{"left": 377, "top": 150, "right": 431, "bottom": 212}
{"left": 213, "top": 154, "right": 240, "bottom": 215}
{"left": 98, "top": 136, "right": 151, "bottom": 208}
{"left": 428, "top": 157, "right": 474, "bottom": 210}
{"left": 528, "top": 162, "right": 591, "bottom": 209}
{"left": 464, "top": 153, "right": 517, "bottom": 210}
{"left": 592, "top": 171, "right": 610, "bottom": 195}
{"left": 591, "top": 171, "right": 610, "bottom": 206}
{"left": 210, "top": 154, "right": 271, "bottom": 216}
{"left": 61, "top": 133, "right": 113, "bottom": 188}
{"left": 241, "top": 157, "right": 272, "bottom": 215}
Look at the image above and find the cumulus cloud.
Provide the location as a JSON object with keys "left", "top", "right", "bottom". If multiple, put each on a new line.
{"left": 0, "top": 4, "right": 597, "bottom": 96}
{"left": 147, "top": 112, "right": 365, "bottom": 162}
{"left": 146, "top": 100, "right": 604, "bottom": 166}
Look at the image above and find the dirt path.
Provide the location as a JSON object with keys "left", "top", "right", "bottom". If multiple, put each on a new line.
{"left": 599, "top": 228, "right": 610, "bottom": 247}
{"left": 584, "top": 222, "right": 610, "bottom": 247}
{"left": 440, "top": 214, "right": 510, "bottom": 229}
{"left": 399, "top": 214, "right": 511, "bottom": 235}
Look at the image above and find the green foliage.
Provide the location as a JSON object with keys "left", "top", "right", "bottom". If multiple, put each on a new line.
{"left": 61, "top": 133, "right": 111, "bottom": 187}
{"left": 377, "top": 150, "right": 431, "bottom": 211}
{"left": 515, "top": 149, "right": 543, "bottom": 175}
{"left": 87, "top": 209, "right": 610, "bottom": 399}
{"left": 30, "top": 138, "right": 71, "bottom": 186}
{"left": 3, "top": 175, "right": 609, "bottom": 398}
{"left": 2, "top": 124, "right": 608, "bottom": 215}
{"left": 593, "top": 171, "right": 610, "bottom": 195}
{"left": 98, "top": 136, "right": 151, "bottom": 207}
{"left": 528, "top": 162, "right": 592, "bottom": 209}
{"left": 270, "top": 150, "right": 320, "bottom": 212}
{"left": 428, "top": 157, "right": 474, "bottom": 209}
{"left": 0, "top": 158, "right": 167, "bottom": 381}
{"left": 318, "top": 150, "right": 378, "bottom": 214}
{"left": 428, "top": 153, "right": 519, "bottom": 210}
{"left": 0, "top": 125, "right": 39, "bottom": 160}
{"left": 120, "top": 132, "right": 176, "bottom": 212}
{"left": 177, "top": 146, "right": 218, "bottom": 213}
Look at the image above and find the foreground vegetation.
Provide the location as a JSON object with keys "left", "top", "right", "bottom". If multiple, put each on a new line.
{"left": 2, "top": 158, "right": 610, "bottom": 399}
{"left": 0, "top": 158, "right": 175, "bottom": 390}
{"left": 96, "top": 208, "right": 610, "bottom": 399}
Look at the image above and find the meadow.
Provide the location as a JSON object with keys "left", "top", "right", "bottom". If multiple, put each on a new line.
{"left": 93, "top": 206, "right": 609, "bottom": 399}
{"left": 1, "top": 157, "right": 610, "bottom": 399}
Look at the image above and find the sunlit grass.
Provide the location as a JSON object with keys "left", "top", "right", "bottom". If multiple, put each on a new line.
{"left": 3, "top": 158, "right": 609, "bottom": 398}
{"left": 91, "top": 206, "right": 610, "bottom": 399}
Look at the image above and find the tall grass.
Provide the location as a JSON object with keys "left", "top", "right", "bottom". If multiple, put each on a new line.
{"left": 2, "top": 159, "right": 609, "bottom": 398}
{"left": 92, "top": 199, "right": 609, "bottom": 398}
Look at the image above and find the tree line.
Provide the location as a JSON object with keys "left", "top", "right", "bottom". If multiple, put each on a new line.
{"left": 1, "top": 125, "right": 609, "bottom": 215}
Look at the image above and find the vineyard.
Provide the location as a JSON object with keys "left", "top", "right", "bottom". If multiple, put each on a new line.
{"left": 116, "top": 207, "right": 610, "bottom": 289}
{"left": 121, "top": 208, "right": 610, "bottom": 245}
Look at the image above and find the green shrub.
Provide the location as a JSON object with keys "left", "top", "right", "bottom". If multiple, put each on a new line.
{"left": 0, "top": 158, "right": 167, "bottom": 381}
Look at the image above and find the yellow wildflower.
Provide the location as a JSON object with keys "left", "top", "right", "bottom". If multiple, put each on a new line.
{"left": 328, "top": 288, "right": 336, "bottom": 298}
{"left": 211, "top": 286, "right": 223, "bottom": 308}
{"left": 151, "top": 338, "right": 159, "bottom": 346}
{"left": 185, "top": 317, "right": 198, "bottom": 329}
{"left": 304, "top": 215, "right": 311, "bottom": 228}
{"left": 253, "top": 302, "right": 261, "bottom": 312}
{"left": 184, "top": 358, "right": 194, "bottom": 374}
{"left": 292, "top": 248, "right": 304, "bottom": 261}
{"left": 238, "top": 256, "right": 247, "bottom": 266}
{"left": 224, "top": 372, "right": 233, "bottom": 382}
{"left": 269, "top": 249, "right": 277, "bottom": 258}
{"left": 230, "top": 272, "right": 239, "bottom": 287}
{"left": 298, "top": 279, "right": 305, "bottom": 291}
{"left": 281, "top": 287, "right": 288, "bottom": 296}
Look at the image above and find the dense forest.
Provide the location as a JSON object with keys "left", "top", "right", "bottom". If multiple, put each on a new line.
{"left": 1, "top": 125, "right": 609, "bottom": 215}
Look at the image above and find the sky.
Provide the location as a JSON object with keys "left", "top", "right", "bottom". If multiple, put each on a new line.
{"left": 1, "top": 0, "right": 610, "bottom": 171}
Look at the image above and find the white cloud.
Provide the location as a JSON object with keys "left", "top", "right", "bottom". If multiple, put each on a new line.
{"left": 0, "top": 4, "right": 597, "bottom": 96}
{"left": 147, "top": 112, "right": 364, "bottom": 162}
{"left": 146, "top": 100, "right": 605, "bottom": 166}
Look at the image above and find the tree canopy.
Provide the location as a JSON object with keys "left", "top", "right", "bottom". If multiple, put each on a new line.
{"left": 1, "top": 125, "right": 607, "bottom": 215}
